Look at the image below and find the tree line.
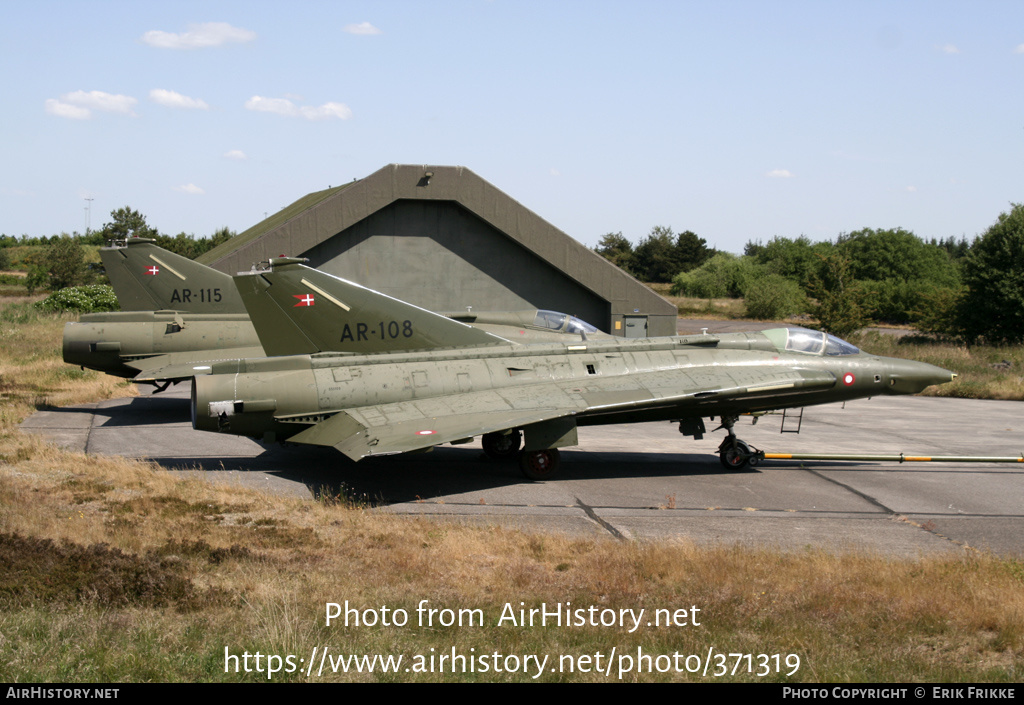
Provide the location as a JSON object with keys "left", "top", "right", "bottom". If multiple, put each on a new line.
{"left": 596, "top": 205, "right": 1024, "bottom": 344}
{"left": 7, "top": 203, "right": 1023, "bottom": 345}
{"left": 0, "top": 207, "right": 235, "bottom": 293}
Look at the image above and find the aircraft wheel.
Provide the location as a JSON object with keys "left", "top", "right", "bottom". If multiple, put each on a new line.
{"left": 482, "top": 429, "right": 522, "bottom": 460}
{"left": 519, "top": 448, "right": 561, "bottom": 481}
{"left": 719, "top": 440, "right": 751, "bottom": 471}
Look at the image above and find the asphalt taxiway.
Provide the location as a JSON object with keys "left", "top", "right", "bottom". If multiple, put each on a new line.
{"left": 21, "top": 383, "right": 1024, "bottom": 558}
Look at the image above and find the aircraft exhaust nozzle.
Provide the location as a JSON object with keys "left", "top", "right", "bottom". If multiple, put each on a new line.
{"left": 62, "top": 322, "right": 132, "bottom": 376}
{"left": 191, "top": 375, "right": 236, "bottom": 433}
{"left": 191, "top": 366, "right": 315, "bottom": 440}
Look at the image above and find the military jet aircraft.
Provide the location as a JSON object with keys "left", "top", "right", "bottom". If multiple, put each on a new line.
{"left": 63, "top": 239, "right": 260, "bottom": 386}
{"left": 64, "top": 240, "right": 609, "bottom": 385}
{"left": 189, "top": 259, "right": 956, "bottom": 479}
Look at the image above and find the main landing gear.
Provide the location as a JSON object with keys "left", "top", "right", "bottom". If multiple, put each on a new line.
{"left": 482, "top": 430, "right": 561, "bottom": 481}
{"left": 714, "top": 415, "right": 759, "bottom": 471}
{"left": 518, "top": 448, "right": 561, "bottom": 481}
{"left": 482, "top": 429, "right": 522, "bottom": 460}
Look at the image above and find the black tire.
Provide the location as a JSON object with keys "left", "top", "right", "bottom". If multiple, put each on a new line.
{"left": 518, "top": 448, "right": 561, "bottom": 481}
{"left": 719, "top": 440, "right": 751, "bottom": 471}
{"left": 482, "top": 430, "right": 522, "bottom": 460}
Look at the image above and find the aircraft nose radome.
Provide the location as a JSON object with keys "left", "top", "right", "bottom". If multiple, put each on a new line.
{"left": 886, "top": 359, "right": 956, "bottom": 394}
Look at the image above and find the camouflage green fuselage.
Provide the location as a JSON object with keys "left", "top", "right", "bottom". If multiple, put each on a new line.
{"left": 191, "top": 330, "right": 952, "bottom": 449}
{"left": 63, "top": 312, "right": 261, "bottom": 378}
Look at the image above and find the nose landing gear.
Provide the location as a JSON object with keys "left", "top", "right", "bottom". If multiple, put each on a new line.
{"left": 714, "top": 415, "right": 759, "bottom": 471}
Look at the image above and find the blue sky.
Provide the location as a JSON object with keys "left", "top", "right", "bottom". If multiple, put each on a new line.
{"left": 2, "top": 1, "right": 1022, "bottom": 253}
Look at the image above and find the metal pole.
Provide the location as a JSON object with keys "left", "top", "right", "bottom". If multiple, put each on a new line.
{"left": 759, "top": 452, "right": 1024, "bottom": 464}
{"left": 84, "top": 197, "right": 94, "bottom": 233}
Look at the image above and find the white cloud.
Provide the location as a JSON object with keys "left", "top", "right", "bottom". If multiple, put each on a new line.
{"left": 245, "top": 96, "right": 352, "bottom": 120}
{"left": 224, "top": 150, "right": 247, "bottom": 160}
{"left": 142, "top": 22, "right": 256, "bottom": 49}
{"left": 45, "top": 99, "right": 90, "bottom": 120}
{"left": 938, "top": 43, "right": 960, "bottom": 54}
{"left": 906, "top": 185, "right": 917, "bottom": 192}
{"left": 150, "top": 89, "right": 209, "bottom": 110}
{"left": 344, "top": 22, "right": 381, "bottom": 35}
{"left": 299, "top": 102, "right": 353, "bottom": 120}
{"left": 766, "top": 169, "right": 794, "bottom": 178}
{"left": 174, "top": 184, "right": 205, "bottom": 195}
{"left": 1014, "top": 44, "right": 1024, "bottom": 54}
{"left": 65, "top": 90, "right": 137, "bottom": 114}
{"left": 45, "top": 90, "right": 138, "bottom": 118}
{"left": 245, "top": 96, "right": 298, "bottom": 116}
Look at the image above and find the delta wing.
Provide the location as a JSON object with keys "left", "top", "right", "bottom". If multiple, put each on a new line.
{"left": 285, "top": 364, "right": 836, "bottom": 460}
{"left": 123, "top": 347, "right": 265, "bottom": 383}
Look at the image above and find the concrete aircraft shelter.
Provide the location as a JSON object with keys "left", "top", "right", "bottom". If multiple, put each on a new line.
{"left": 197, "top": 164, "right": 676, "bottom": 337}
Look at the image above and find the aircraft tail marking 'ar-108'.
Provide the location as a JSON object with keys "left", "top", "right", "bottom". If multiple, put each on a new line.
{"left": 232, "top": 257, "right": 509, "bottom": 357}
{"left": 190, "top": 259, "right": 956, "bottom": 479}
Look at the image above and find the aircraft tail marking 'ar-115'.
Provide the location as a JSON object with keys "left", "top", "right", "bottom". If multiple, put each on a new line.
{"left": 190, "top": 260, "right": 956, "bottom": 479}
{"left": 99, "top": 238, "right": 246, "bottom": 314}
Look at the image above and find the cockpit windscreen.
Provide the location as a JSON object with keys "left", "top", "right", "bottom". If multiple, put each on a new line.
{"left": 775, "top": 327, "right": 860, "bottom": 356}
{"left": 534, "top": 310, "right": 599, "bottom": 335}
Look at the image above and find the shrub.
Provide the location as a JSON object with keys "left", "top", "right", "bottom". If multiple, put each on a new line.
{"left": 744, "top": 274, "right": 807, "bottom": 320}
{"left": 35, "top": 285, "right": 120, "bottom": 313}
{"left": 912, "top": 286, "right": 963, "bottom": 338}
{"left": 671, "top": 253, "right": 764, "bottom": 299}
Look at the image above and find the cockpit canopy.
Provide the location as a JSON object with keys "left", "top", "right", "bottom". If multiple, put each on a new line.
{"left": 533, "top": 310, "right": 599, "bottom": 335}
{"left": 764, "top": 327, "right": 860, "bottom": 356}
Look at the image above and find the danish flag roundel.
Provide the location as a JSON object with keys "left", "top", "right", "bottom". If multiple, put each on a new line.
{"left": 144, "top": 265, "right": 159, "bottom": 275}
{"left": 292, "top": 293, "right": 315, "bottom": 307}
{"left": 842, "top": 372, "right": 856, "bottom": 386}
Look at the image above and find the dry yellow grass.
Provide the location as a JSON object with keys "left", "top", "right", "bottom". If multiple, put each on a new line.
{"left": 3, "top": 431, "right": 1022, "bottom": 681}
{"left": 645, "top": 284, "right": 749, "bottom": 320}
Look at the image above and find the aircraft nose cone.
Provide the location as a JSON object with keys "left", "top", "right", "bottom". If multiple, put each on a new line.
{"left": 885, "top": 359, "right": 957, "bottom": 394}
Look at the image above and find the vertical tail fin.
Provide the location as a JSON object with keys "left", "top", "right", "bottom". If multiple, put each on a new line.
{"left": 100, "top": 238, "right": 246, "bottom": 313}
{"left": 233, "top": 260, "right": 508, "bottom": 356}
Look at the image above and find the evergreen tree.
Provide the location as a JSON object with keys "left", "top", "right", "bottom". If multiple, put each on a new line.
{"left": 806, "top": 253, "right": 869, "bottom": 338}
{"left": 594, "top": 232, "right": 635, "bottom": 273}
{"left": 100, "top": 207, "right": 159, "bottom": 241}
{"left": 957, "top": 204, "right": 1024, "bottom": 344}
